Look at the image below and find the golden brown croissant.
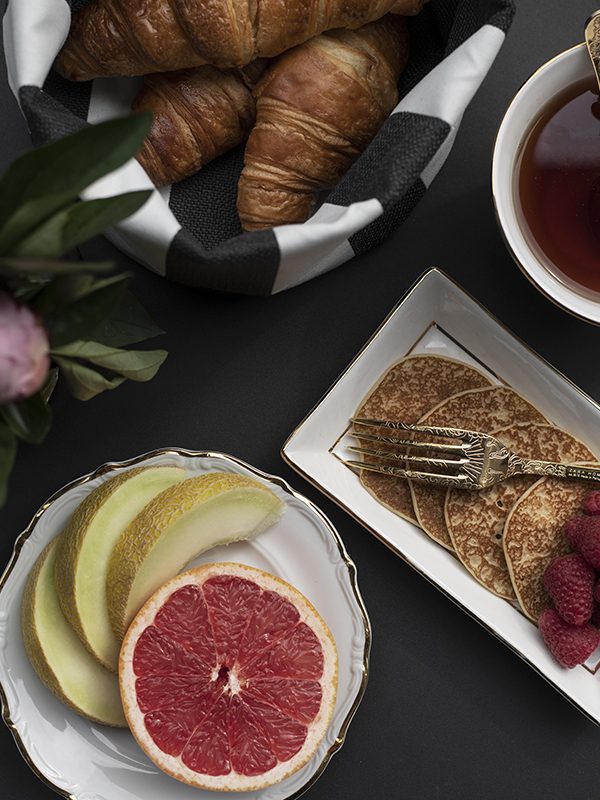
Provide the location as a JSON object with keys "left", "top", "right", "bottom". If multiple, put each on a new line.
{"left": 55, "top": 0, "right": 424, "bottom": 81}
{"left": 133, "top": 62, "right": 267, "bottom": 186}
{"left": 237, "top": 15, "right": 409, "bottom": 231}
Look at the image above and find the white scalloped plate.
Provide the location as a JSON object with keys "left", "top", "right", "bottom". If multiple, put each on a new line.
{"left": 0, "top": 450, "right": 370, "bottom": 800}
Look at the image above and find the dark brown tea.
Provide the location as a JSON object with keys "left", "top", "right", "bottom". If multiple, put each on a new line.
{"left": 517, "top": 76, "right": 600, "bottom": 295}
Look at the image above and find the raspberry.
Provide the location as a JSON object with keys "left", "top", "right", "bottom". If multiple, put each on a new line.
{"left": 584, "top": 491, "right": 600, "bottom": 515}
{"left": 543, "top": 554, "right": 594, "bottom": 625}
{"left": 538, "top": 608, "right": 600, "bottom": 668}
{"left": 564, "top": 516, "right": 587, "bottom": 549}
{"left": 592, "top": 583, "right": 600, "bottom": 627}
{"left": 576, "top": 517, "right": 600, "bottom": 569}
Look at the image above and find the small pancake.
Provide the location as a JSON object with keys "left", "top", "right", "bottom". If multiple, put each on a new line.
{"left": 356, "top": 355, "right": 492, "bottom": 523}
{"left": 409, "top": 387, "right": 547, "bottom": 549}
{"left": 504, "top": 476, "right": 600, "bottom": 620}
{"left": 445, "top": 423, "right": 595, "bottom": 600}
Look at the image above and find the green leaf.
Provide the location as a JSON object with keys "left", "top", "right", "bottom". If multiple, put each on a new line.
{"left": 41, "top": 368, "right": 59, "bottom": 403}
{"left": 7, "top": 203, "right": 73, "bottom": 259}
{"left": 10, "top": 282, "right": 46, "bottom": 302}
{"left": 31, "top": 273, "right": 96, "bottom": 316}
{"left": 10, "top": 191, "right": 152, "bottom": 259}
{"left": 0, "top": 114, "right": 152, "bottom": 232}
{"left": 41, "top": 274, "right": 130, "bottom": 347}
{"left": 51, "top": 341, "right": 168, "bottom": 382}
{"left": 0, "top": 422, "right": 17, "bottom": 508}
{"left": 7, "top": 272, "right": 53, "bottom": 303}
{"left": 0, "top": 257, "right": 113, "bottom": 277}
{"left": 53, "top": 357, "right": 126, "bottom": 401}
{"left": 0, "top": 192, "right": 74, "bottom": 256}
{"left": 0, "top": 393, "right": 51, "bottom": 444}
{"left": 60, "top": 192, "right": 151, "bottom": 253}
{"left": 89, "top": 290, "right": 164, "bottom": 346}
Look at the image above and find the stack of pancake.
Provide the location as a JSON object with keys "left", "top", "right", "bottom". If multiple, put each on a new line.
{"left": 356, "top": 354, "right": 599, "bottom": 621}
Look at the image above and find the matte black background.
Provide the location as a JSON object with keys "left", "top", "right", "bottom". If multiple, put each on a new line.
{"left": 2, "top": 2, "right": 600, "bottom": 798}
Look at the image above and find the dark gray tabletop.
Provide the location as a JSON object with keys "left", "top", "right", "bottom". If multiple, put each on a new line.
{"left": 3, "top": 2, "right": 600, "bottom": 799}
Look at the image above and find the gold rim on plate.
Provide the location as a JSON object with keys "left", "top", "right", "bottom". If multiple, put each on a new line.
{"left": 0, "top": 449, "right": 371, "bottom": 800}
{"left": 281, "top": 266, "right": 600, "bottom": 727}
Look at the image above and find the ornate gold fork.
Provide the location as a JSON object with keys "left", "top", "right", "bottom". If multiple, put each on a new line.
{"left": 346, "top": 418, "right": 600, "bottom": 490}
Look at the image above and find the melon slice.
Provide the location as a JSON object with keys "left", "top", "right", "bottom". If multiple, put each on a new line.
{"left": 107, "top": 473, "right": 285, "bottom": 641}
{"left": 21, "top": 537, "right": 126, "bottom": 727}
{"left": 119, "top": 563, "right": 337, "bottom": 791}
{"left": 55, "top": 466, "right": 186, "bottom": 671}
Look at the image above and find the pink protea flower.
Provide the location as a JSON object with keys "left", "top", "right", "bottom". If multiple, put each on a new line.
{"left": 0, "top": 291, "right": 50, "bottom": 404}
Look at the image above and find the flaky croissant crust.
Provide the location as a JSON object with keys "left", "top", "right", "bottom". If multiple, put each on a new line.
{"left": 133, "top": 62, "right": 266, "bottom": 186}
{"left": 237, "top": 15, "right": 409, "bottom": 230}
{"left": 56, "top": 0, "right": 425, "bottom": 80}
{"left": 132, "top": 65, "right": 256, "bottom": 186}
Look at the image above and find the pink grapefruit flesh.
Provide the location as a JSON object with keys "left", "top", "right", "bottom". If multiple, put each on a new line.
{"left": 119, "top": 563, "right": 338, "bottom": 791}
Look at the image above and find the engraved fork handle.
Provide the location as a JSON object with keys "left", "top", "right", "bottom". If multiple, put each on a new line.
{"left": 511, "top": 458, "right": 600, "bottom": 482}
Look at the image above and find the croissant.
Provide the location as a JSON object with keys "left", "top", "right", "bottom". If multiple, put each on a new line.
{"left": 237, "top": 15, "right": 409, "bottom": 231}
{"left": 55, "top": 0, "right": 425, "bottom": 81}
{"left": 133, "top": 62, "right": 267, "bottom": 186}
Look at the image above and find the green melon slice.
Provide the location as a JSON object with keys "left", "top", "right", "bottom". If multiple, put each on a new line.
{"left": 21, "top": 537, "right": 127, "bottom": 727}
{"left": 107, "top": 472, "right": 285, "bottom": 640}
{"left": 55, "top": 466, "right": 186, "bottom": 671}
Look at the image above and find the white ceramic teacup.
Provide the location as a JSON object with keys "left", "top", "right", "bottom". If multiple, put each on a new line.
{"left": 492, "top": 44, "right": 600, "bottom": 324}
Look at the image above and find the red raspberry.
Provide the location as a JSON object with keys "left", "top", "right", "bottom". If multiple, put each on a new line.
{"left": 584, "top": 491, "right": 600, "bottom": 515}
{"left": 576, "top": 517, "right": 600, "bottom": 569}
{"left": 564, "top": 516, "right": 587, "bottom": 549}
{"left": 592, "top": 583, "right": 600, "bottom": 627}
{"left": 539, "top": 608, "right": 600, "bottom": 668}
{"left": 543, "top": 554, "right": 594, "bottom": 625}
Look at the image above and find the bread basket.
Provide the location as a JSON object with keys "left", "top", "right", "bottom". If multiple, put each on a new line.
{"left": 3, "top": 0, "right": 515, "bottom": 295}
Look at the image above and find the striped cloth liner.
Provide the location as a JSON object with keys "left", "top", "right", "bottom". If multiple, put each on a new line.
{"left": 3, "top": 0, "right": 515, "bottom": 295}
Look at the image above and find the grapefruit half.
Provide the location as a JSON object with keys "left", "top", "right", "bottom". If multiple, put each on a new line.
{"left": 119, "top": 562, "right": 338, "bottom": 791}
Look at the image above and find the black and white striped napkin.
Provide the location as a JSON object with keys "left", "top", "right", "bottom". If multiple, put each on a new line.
{"left": 3, "top": 0, "right": 515, "bottom": 295}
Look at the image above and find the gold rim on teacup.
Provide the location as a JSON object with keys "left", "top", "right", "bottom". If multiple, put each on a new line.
{"left": 492, "top": 43, "right": 600, "bottom": 326}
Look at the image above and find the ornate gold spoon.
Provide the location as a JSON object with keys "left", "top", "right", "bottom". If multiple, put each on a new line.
{"left": 585, "top": 12, "right": 600, "bottom": 237}
{"left": 586, "top": 10, "right": 600, "bottom": 90}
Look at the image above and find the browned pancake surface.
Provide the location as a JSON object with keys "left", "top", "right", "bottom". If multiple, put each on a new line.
{"left": 356, "top": 355, "right": 492, "bottom": 523}
{"left": 445, "top": 423, "right": 594, "bottom": 599}
{"left": 503, "top": 477, "right": 599, "bottom": 620}
{"left": 410, "top": 387, "right": 547, "bottom": 549}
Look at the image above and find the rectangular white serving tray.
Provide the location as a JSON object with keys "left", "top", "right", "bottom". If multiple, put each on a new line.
{"left": 282, "top": 268, "right": 600, "bottom": 724}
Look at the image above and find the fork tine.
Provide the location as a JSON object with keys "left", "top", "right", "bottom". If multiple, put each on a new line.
{"left": 344, "top": 460, "right": 470, "bottom": 486}
{"left": 351, "top": 430, "right": 466, "bottom": 453}
{"left": 347, "top": 445, "right": 467, "bottom": 471}
{"left": 351, "top": 418, "right": 472, "bottom": 440}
